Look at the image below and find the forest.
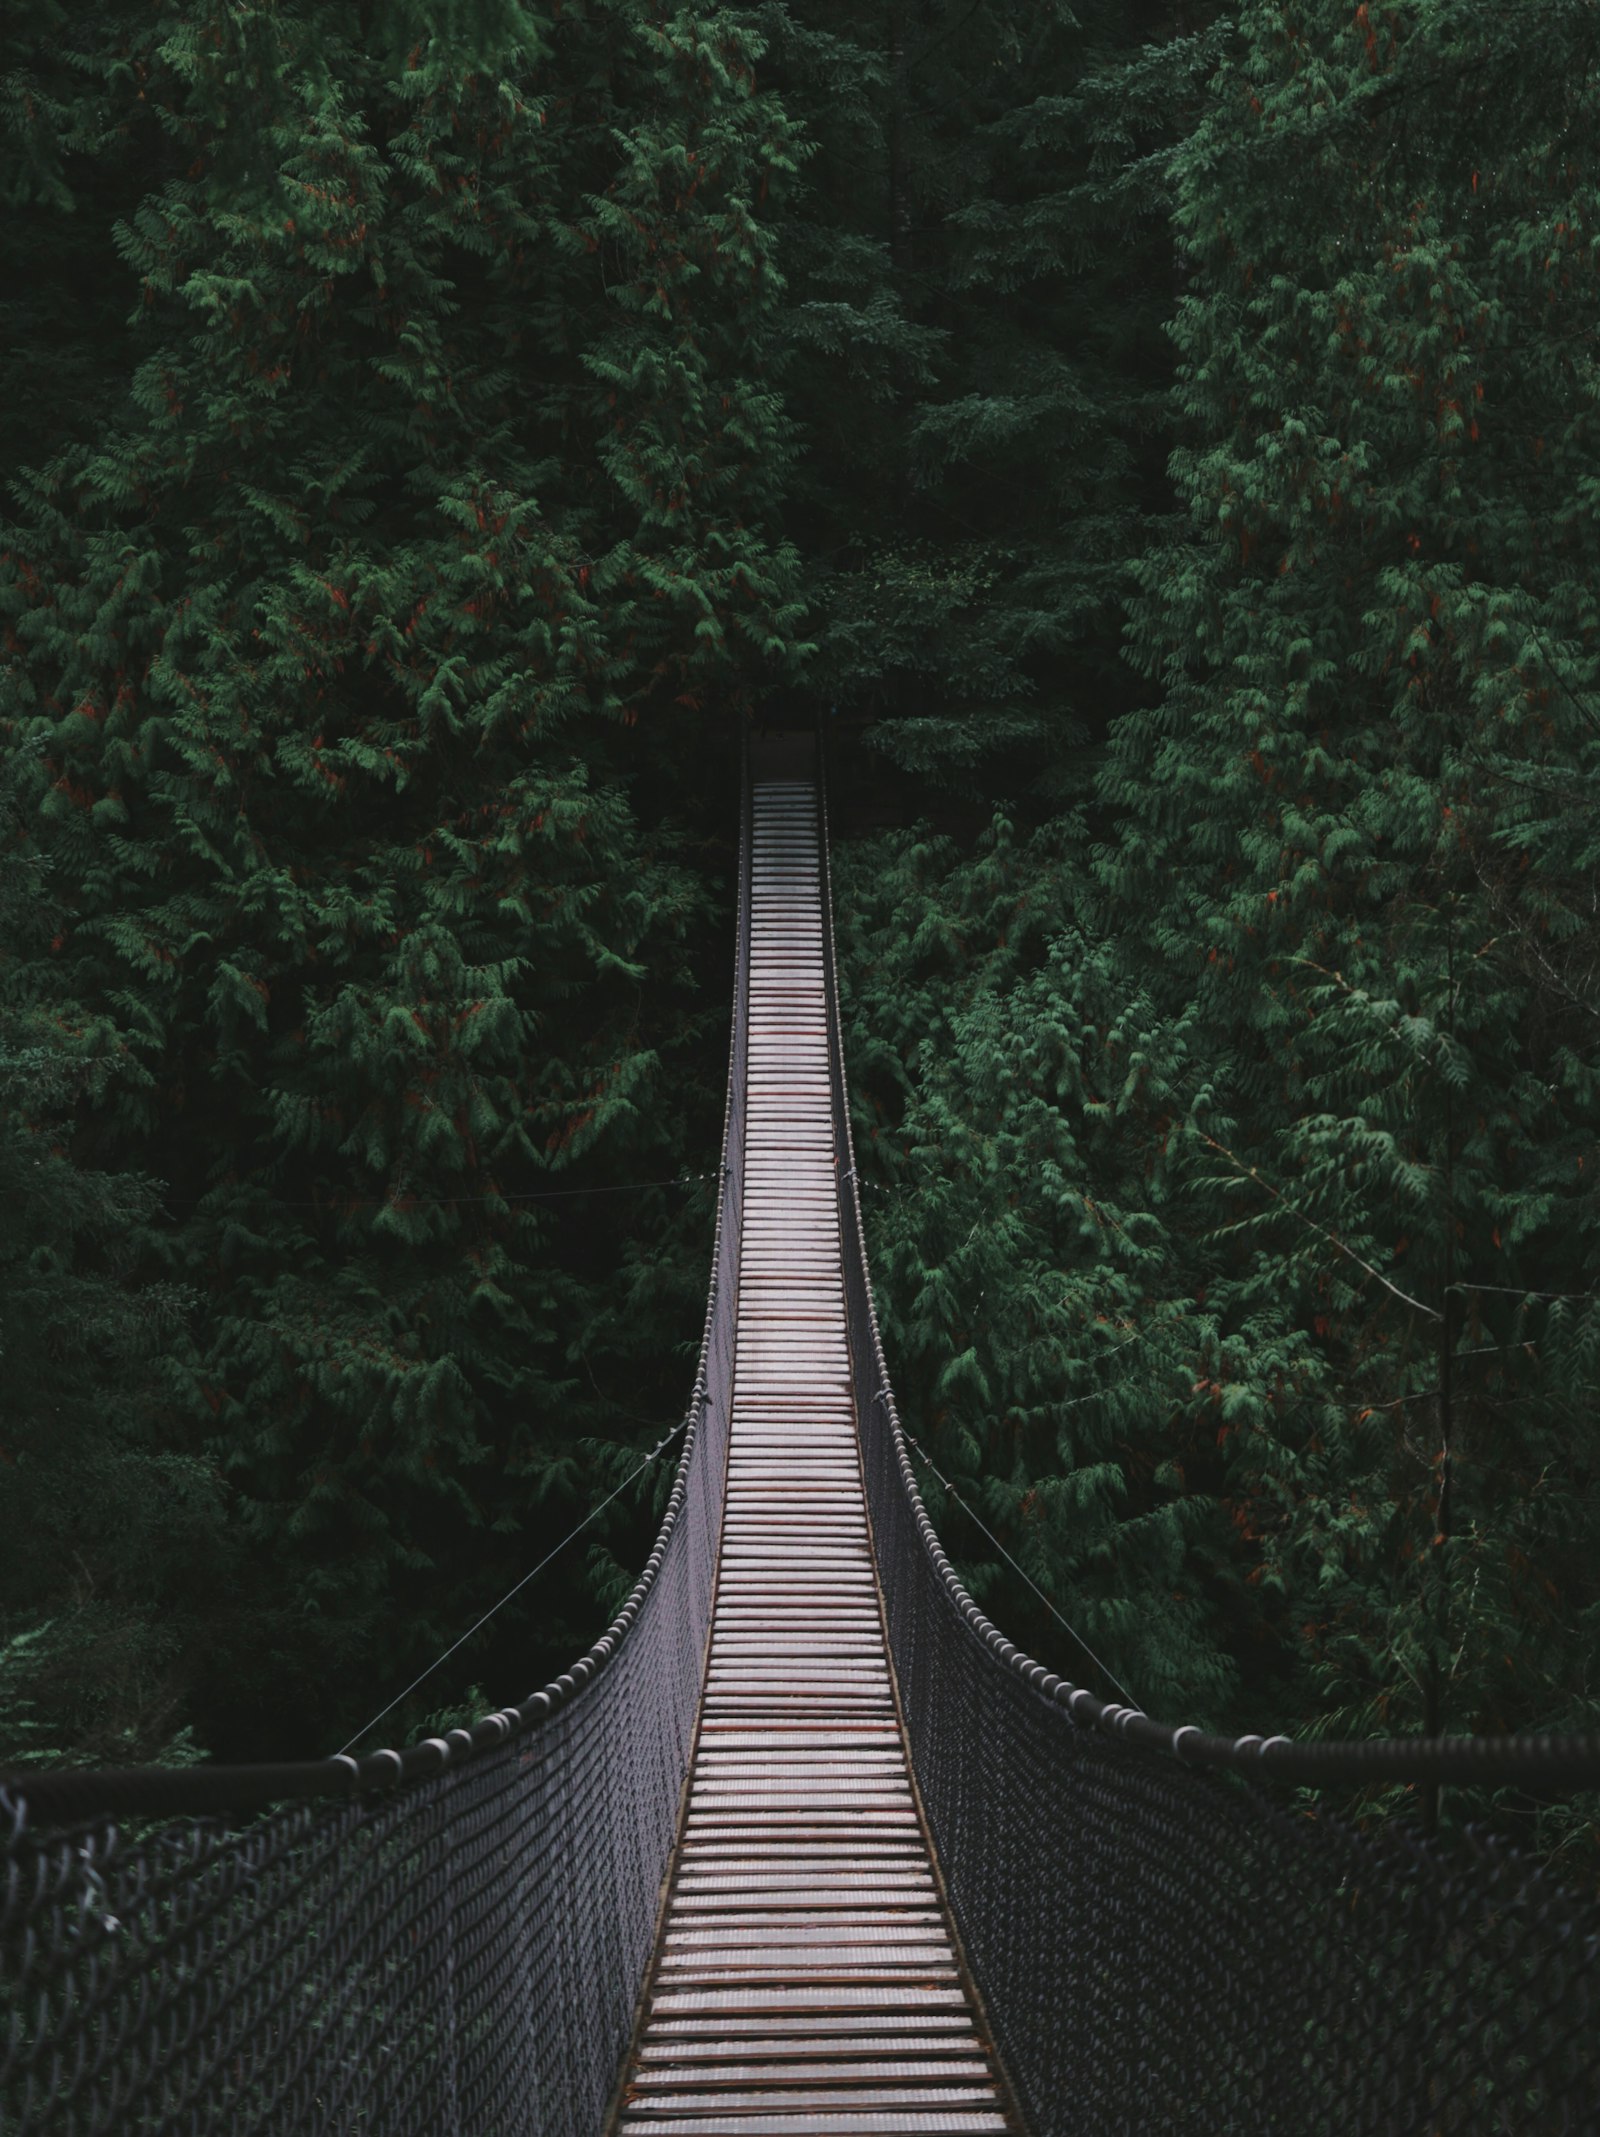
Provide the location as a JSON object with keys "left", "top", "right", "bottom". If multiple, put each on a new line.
{"left": 2, "top": 0, "right": 1597, "bottom": 1866}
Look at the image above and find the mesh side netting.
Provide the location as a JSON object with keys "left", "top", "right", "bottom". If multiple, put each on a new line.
{"left": 0, "top": 797, "right": 750, "bottom": 2137}
{"left": 815, "top": 774, "right": 1600, "bottom": 2137}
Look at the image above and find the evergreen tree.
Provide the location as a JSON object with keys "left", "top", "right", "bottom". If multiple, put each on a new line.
{"left": 8, "top": 0, "right": 1599, "bottom": 1854}
{"left": 758, "top": 0, "right": 1201, "bottom": 794}
{"left": 833, "top": 814, "right": 1241, "bottom": 1721}
{"left": 1, "top": 0, "right": 805, "bottom": 1756}
{"left": 1105, "top": 0, "right": 1600, "bottom": 1805}
{"left": 0, "top": 743, "right": 217, "bottom": 1768}
{"left": 837, "top": 0, "right": 1600, "bottom": 1854}
{"left": 829, "top": 2, "right": 1248, "bottom": 1723}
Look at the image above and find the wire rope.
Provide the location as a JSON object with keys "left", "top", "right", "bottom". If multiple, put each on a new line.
{"left": 900, "top": 1421, "right": 1141, "bottom": 1710}
{"left": 337, "top": 1414, "right": 690, "bottom": 1755}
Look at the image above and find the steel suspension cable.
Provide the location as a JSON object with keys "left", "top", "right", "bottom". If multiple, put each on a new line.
{"left": 898, "top": 1416, "right": 1141, "bottom": 1710}
{"left": 337, "top": 1415, "right": 691, "bottom": 1756}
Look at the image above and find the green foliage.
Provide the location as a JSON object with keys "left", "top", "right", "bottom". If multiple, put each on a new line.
{"left": 1106, "top": 0, "right": 1600, "bottom": 1767}
{"left": 836, "top": 0, "right": 1600, "bottom": 1855}
{"left": 754, "top": 0, "right": 1193, "bottom": 793}
{"left": 1, "top": 0, "right": 804, "bottom": 1759}
{"left": 835, "top": 815, "right": 1241, "bottom": 1722}
{"left": 0, "top": 736, "right": 225, "bottom": 1768}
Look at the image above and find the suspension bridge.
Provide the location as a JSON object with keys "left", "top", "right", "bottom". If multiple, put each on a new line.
{"left": 4, "top": 733, "right": 1600, "bottom": 2135}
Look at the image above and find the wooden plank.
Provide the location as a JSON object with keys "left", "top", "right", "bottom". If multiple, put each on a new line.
{"left": 631, "top": 2064, "right": 994, "bottom": 2088}
{"left": 618, "top": 2113, "right": 1007, "bottom": 2135}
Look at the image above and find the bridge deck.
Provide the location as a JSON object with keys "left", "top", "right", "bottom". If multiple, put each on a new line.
{"left": 615, "top": 781, "right": 1006, "bottom": 2137}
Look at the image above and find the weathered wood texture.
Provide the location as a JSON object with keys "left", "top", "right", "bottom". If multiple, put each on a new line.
{"left": 616, "top": 783, "right": 1007, "bottom": 2136}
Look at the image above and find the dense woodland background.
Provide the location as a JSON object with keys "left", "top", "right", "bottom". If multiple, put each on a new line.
{"left": 3, "top": 0, "right": 1598, "bottom": 1865}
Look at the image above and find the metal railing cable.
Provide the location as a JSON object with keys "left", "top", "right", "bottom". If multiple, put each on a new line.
{"left": 814, "top": 748, "right": 1600, "bottom": 2135}
{"left": 335, "top": 1412, "right": 695, "bottom": 1759}
{"left": 0, "top": 779, "right": 752, "bottom": 2137}
{"left": 896, "top": 1416, "right": 1141, "bottom": 1709}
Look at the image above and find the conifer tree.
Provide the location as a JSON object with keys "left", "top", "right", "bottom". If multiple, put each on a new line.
{"left": 760, "top": 0, "right": 1196, "bottom": 791}
{"left": 1099, "top": 0, "right": 1600, "bottom": 1790}
{"left": 1, "top": 0, "right": 805, "bottom": 1754}
{"left": 830, "top": 1, "right": 1247, "bottom": 1723}
{"left": 833, "top": 815, "right": 1240, "bottom": 1720}
{"left": 837, "top": 0, "right": 1600, "bottom": 1832}
{"left": 0, "top": 740, "right": 219, "bottom": 1768}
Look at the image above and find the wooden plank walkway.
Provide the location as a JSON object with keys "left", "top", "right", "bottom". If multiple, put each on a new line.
{"left": 615, "top": 781, "right": 1007, "bottom": 2137}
